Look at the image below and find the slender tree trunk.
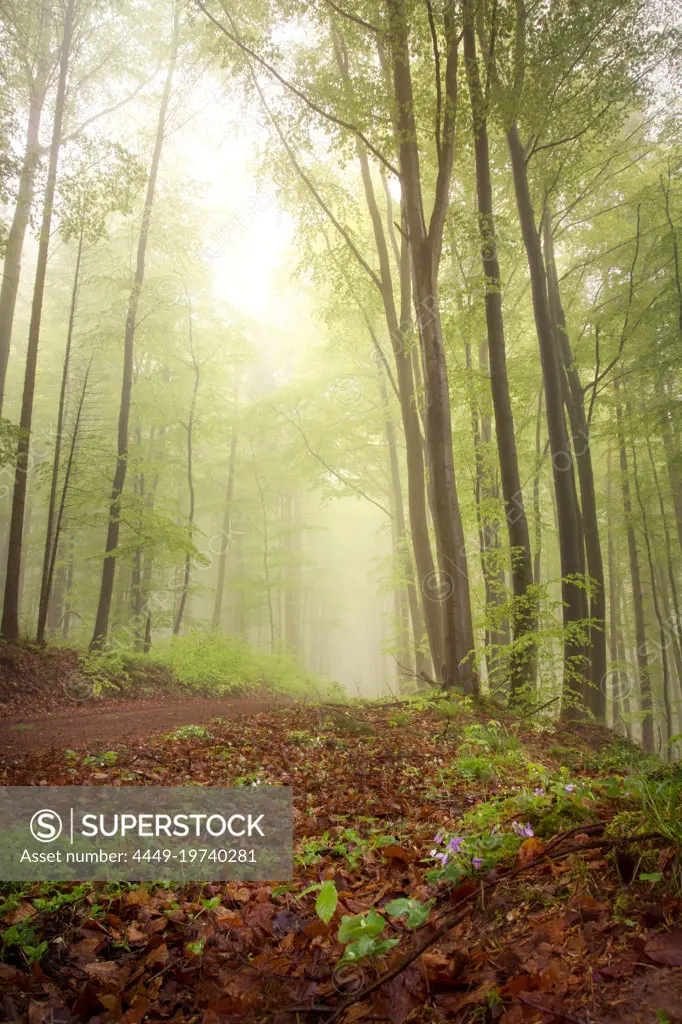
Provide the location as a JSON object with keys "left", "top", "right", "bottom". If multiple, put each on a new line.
{"left": 506, "top": 122, "right": 587, "bottom": 717}
{"left": 615, "top": 390, "right": 653, "bottom": 752}
{"left": 174, "top": 307, "right": 199, "bottom": 635}
{"left": 212, "top": 381, "right": 239, "bottom": 630}
{"left": 0, "top": 81, "right": 46, "bottom": 415}
{"left": 533, "top": 386, "right": 544, "bottom": 590}
{"left": 36, "top": 224, "right": 84, "bottom": 644}
{"left": 543, "top": 213, "right": 606, "bottom": 720}
{"left": 41, "top": 360, "right": 91, "bottom": 647}
{"left": 630, "top": 434, "right": 672, "bottom": 753}
{"left": 62, "top": 537, "right": 74, "bottom": 641}
{"left": 334, "top": 37, "right": 443, "bottom": 675}
{"left": 465, "top": 340, "right": 508, "bottom": 688}
{"left": 380, "top": 375, "right": 429, "bottom": 677}
{"left": 386, "top": 0, "right": 476, "bottom": 692}
{"left": 90, "top": 11, "right": 179, "bottom": 648}
{"left": 463, "top": 10, "right": 535, "bottom": 697}
{"left": 646, "top": 435, "right": 682, "bottom": 683}
{"left": 1, "top": 0, "right": 75, "bottom": 641}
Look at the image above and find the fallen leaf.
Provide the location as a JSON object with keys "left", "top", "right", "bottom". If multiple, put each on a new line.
{"left": 645, "top": 930, "right": 682, "bottom": 965}
{"left": 516, "top": 837, "right": 546, "bottom": 868}
{"left": 84, "top": 961, "right": 122, "bottom": 984}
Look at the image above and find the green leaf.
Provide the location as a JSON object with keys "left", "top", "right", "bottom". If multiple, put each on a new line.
{"left": 384, "top": 897, "right": 433, "bottom": 929}
{"left": 338, "top": 934, "right": 399, "bottom": 965}
{"left": 315, "top": 880, "right": 338, "bottom": 924}
{"left": 338, "top": 907, "right": 385, "bottom": 943}
{"left": 639, "top": 872, "right": 663, "bottom": 883}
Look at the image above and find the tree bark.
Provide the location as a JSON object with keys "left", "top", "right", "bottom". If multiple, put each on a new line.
{"left": 174, "top": 305, "right": 199, "bottom": 635}
{"left": 380, "top": 373, "right": 429, "bottom": 678}
{"left": 543, "top": 212, "right": 606, "bottom": 720}
{"left": 463, "top": 8, "right": 535, "bottom": 697}
{"left": 0, "top": 77, "right": 46, "bottom": 415}
{"left": 90, "top": 10, "right": 179, "bottom": 647}
{"left": 386, "top": 0, "right": 476, "bottom": 693}
{"left": 1, "top": 0, "right": 75, "bottom": 641}
{"left": 36, "top": 223, "right": 84, "bottom": 644}
{"left": 615, "top": 390, "right": 653, "bottom": 752}
{"left": 506, "top": 122, "right": 588, "bottom": 718}
{"left": 212, "top": 381, "right": 239, "bottom": 630}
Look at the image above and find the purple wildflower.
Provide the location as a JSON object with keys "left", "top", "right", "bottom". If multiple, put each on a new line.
{"left": 433, "top": 831, "right": 444, "bottom": 844}
{"left": 472, "top": 857, "right": 484, "bottom": 869}
{"left": 434, "top": 852, "right": 449, "bottom": 866}
{"left": 564, "top": 784, "right": 576, "bottom": 793}
{"left": 446, "top": 836, "right": 464, "bottom": 854}
{"left": 512, "top": 821, "right": 535, "bottom": 838}
{"left": 534, "top": 787, "right": 545, "bottom": 797}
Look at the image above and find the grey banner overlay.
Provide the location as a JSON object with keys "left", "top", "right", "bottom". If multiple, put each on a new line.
{"left": 0, "top": 787, "right": 292, "bottom": 881}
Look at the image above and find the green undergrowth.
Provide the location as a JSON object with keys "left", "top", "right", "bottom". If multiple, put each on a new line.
{"left": 71, "top": 630, "right": 341, "bottom": 702}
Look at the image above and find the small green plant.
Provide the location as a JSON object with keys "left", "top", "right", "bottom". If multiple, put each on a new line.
{"left": 453, "top": 755, "right": 496, "bottom": 784}
{"left": 384, "top": 897, "right": 433, "bottom": 929}
{"left": 388, "top": 711, "right": 411, "bottom": 728}
{"left": 299, "top": 879, "right": 338, "bottom": 924}
{"left": 83, "top": 750, "right": 119, "bottom": 768}
{"left": 164, "top": 724, "right": 213, "bottom": 743}
{"left": 337, "top": 908, "right": 398, "bottom": 965}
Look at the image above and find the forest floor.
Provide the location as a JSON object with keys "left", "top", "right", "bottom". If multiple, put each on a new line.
{"left": 0, "top": 697, "right": 278, "bottom": 755}
{"left": 0, "top": 692, "right": 681, "bottom": 1024}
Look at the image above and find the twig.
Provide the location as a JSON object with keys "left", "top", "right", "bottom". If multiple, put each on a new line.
{"left": 518, "top": 995, "right": 587, "bottom": 1023}
{"left": 516, "top": 695, "right": 561, "bottom": 719}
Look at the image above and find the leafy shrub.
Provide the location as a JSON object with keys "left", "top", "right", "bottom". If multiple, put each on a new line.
{"left": 148, "top": 630, "right": 336, "bottom": 699}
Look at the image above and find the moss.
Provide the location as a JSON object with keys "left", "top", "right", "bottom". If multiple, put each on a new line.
{"left": 527, "top": 800, "right": 595, "bottom": 839}
{"left": 604, "top": 811, "right": 645, "bottom": 840}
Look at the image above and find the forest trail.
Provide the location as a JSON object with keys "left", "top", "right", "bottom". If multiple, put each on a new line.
{"left": 0, "top": 696, "right": 279, "bottom": 754}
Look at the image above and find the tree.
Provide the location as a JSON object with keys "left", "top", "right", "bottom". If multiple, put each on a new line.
{"left": 90, "top": 6, "right": 180, "bottom": 648}
{"left": 1, "top": 0, "right": 76, "bottom": 641}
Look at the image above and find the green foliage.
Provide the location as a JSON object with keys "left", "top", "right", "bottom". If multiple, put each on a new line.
{"left": 148, "top": 631, "right": 332, "bottom": 699}
{"left": 336, "top": 908, "right": 398, "bottom": 966}
{"left": 164, "top": 724, "right": 213, "bottom": 743}
{"left": 315, "top": 880, "right": 338, "bottom": 924}
{"left": 384, "top": 897, "right": 433, "bottom": 929}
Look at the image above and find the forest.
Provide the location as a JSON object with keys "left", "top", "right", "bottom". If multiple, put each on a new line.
{"left": 0, "top": 1, "right": 682, "bottom": 1022}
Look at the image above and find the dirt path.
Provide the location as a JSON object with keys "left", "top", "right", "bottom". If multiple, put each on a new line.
{"left": 0, "top": 696, "right": 279, "bottom": 755}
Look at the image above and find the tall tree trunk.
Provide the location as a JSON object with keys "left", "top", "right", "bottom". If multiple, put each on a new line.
{"left": 90, "top": 10, "right": 179, "bottom": 648}
{"left": 331, "top": 28, "right": 443, "bottom": 676}
{"left": 386, "top": 0, "right": 476, "bottom": 692}
{"left": 380, "top": 374, "right": 429, "bottom": 677}
{"left": 646, "top": 434, "right": 682, "bottom": 687}
{"left": 36, "top": 223, "right": 84, "bottom": 644}
{"left": 212, "top": 381, "right": 239, "bottom": 630}
{"left": 533, "top": 386, "right": 544, "bottom": 590}
{"left": 463, "top": 8, "right": 535, "bottom": 697}
{"left": 615, "top": 390, "right": 653, "bottom": 752}
{"left": 606, "top": 448, "right": 627, "bottom": 728}
{"left": 0, "top": 78, "right": 47, "bottom": 415}
{"left": 630, "top": 433, "right": 672, "bottom": 753}
{"left": 41, "top": 360, "right": 91, "bottom": 647}
{"left": 506, "top": 122, "right": 588, "bottom": 718}
{"left": 1, "top": 0, "right": 75, "bottom": 641}
{"left": 465, "top": 339, "right": 508, "bottom": 688}
{"left": 543, "top": 212, "right": 606, "bottom": 720}
{"left": 174, "top": 306, "right": 199, "bottom": 635}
